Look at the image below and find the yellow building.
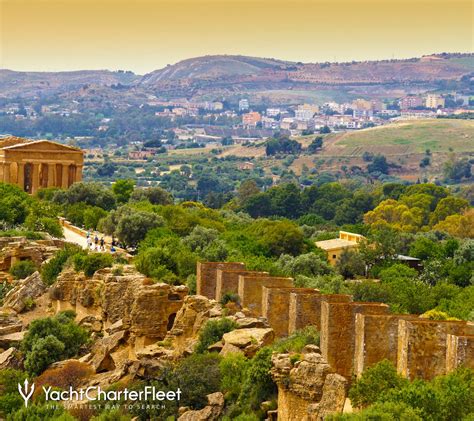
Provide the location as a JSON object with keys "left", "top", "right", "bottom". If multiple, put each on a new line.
{"left": 315, "top": 231, "right": 366, "bottom": 266}
{"left": 425, "top": 94, "right": 445, "bottom": 109}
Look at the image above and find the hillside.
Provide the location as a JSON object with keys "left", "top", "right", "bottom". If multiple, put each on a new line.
{"left": 322, "top": 119, "right": 474, "bottom": 156}
{"left": 216, "top": 119, "right": 474, "bottom": 181}
{"left": 0, "top": 69, "right": 139, "bottom": 98}
{"left": 140, "top": 53, "right": 474, "bottom": 92}
{"left": 1, "top": 53, "right": 472, "bottom": 101}
{"left": 140, "top": 55, "right": 293, "bottom": 84}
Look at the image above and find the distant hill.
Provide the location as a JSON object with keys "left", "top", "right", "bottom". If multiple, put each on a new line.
{"left": 0, "top": 69, "right": 139, "bottom": 98}
{"left": 140, "top": 53, "right": 474, "bottom": 90}
{"left": 140, "top": 55, "right": 293, "bottom": 84}
{"left": 1, "top": 53, "right": 472, "bottom": 101}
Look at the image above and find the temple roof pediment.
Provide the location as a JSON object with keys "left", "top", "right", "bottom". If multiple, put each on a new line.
{"left": 1, "top": 140, "right": 82, "bottom": 153}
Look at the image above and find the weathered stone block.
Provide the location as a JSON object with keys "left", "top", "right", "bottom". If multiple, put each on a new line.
{"left": 446, "top": 334, "right": 474, "bottom": 372}
{"left": 196, "top": 262, "right": 245, "bottom": 299}
{"left": 320, "top": 301, "right": 389, "bottom": 379}
{"left": 354, "top": 313, "right": 419, "bottom": 377}
{"left": 262, "top": 287, "right": 319, "bottom": 337}
{"left": 288, "top": 293, "right": 351, "bottom": 334}
{"left": 238, "top": 275, "right": 293, "bottom": 316}
{"left": 397, "top": 319, "right": 474, "bottom": 380}
{"left": 215, "top": 269, "right": 268, "bottom": 301}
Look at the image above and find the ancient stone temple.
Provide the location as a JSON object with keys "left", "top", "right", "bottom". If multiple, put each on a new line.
{"left": 0, "top": 136, "right": 84, "bottom": 194}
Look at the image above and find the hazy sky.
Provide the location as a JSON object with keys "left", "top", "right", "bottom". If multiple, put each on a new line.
{"left": 1, "top": 0, "right": 472, "bottom": 74}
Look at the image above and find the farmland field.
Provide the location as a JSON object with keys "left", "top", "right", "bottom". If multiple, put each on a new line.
{"left": 322, "top": 119, "right": 473, "bottom": 156}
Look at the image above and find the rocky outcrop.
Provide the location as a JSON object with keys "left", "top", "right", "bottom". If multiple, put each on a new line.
{"left": 221, "top": 327, "right": 274, "bottom": 357}
{"left": 84, "top": 330, "right": 130, "bottom": 372}
{"left": 50, "top": 266, "right": 188, "bottom": 348}
{"left": 0, "top": 311, "right": 24, "bottom": 350}
{"left": 0, "top": 347, "right": 22, "bottom": 369}
{"left": 163, "top": 295, "right": 222, "bottom": 356}
{"left": 3, "top": 271, "right": 46, "bottom": 313}
{"left": 271, "top": 345, "right": 347, "bottom": 421}
{"left": 0, "top": 311, "right": 23, "bottom": 335}
{"left": 178, "top": 392, "right": 225, "bottom": 421}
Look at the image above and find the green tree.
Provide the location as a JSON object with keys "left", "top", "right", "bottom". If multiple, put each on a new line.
{"left": 73, "top": 252, "right": 113, "bottom": 277}
{"left": 0, "top": 369, "right": 27, "bottom": 416}
{"left": 367, "top": 154, "right": 389, "bottom": 174}
{"left": 0, "top": 183, "right": 30, "bottom": 226}
{"left": 130, "top": 186, "right": 173, "bottom": 205}
{"left": 53, "top": 182, "right": 116, "bottom": 210}
{"left": 348, "top": 360, "right": 409, "bottom": 408}
{"left": 307, "top": 136, "right": 323, "bottom": 153}
{"left": 237, "top": 179, "right": 260, "bottom": 205}
{"left": 21, "top": 311, "right": 89, "bottom": 376}
{"left": 112, "top": 179, "right": 136, "bottom": 203}
{"left": 336, "top": 249, "right": 366, "bottom": 279}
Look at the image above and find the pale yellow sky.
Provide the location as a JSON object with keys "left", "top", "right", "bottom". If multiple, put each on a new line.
{"left": 1, "top": 0, "right": 472, "bottom": 74}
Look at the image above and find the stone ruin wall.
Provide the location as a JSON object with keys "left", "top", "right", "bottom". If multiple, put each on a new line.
{"left": 199, "top": 261, "right": 474, "bottom": 421}
{"left": 199, "top": 261, "right": 474, "bottom": 383}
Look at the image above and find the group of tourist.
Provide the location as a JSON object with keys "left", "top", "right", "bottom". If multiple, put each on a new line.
{"left": 86, "top": 231, "right": 117, "bottom": 253}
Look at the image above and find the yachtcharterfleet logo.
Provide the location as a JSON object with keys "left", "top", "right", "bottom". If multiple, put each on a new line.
{"left": 18, "top": 380, "right": 181, "bottom": 408}
{"left": 18, "top": 379, "right": 35, "bottom": 407}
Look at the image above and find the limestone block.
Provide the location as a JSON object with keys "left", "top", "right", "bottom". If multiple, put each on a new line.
{"left": 446, "top": 334, "right": 474, "bottom": 372}
{"left": 354, "top": 313, "right": 419, "bottom": 377}
{"left": 289, "top": 293, "right": 352, "bottom": 334}
{"left": 397, "top": 319, "right": 474, "bottom": 380}
{"left": 215, "top": 269, "right": 268, "bottom": 301}
{"left": 196, "top": 262, "right": 245, "bottom": 299}
{"left": 262, "top": 287, "right": 319, "bottom": 337}
{"left": 238, "top": 275, "right": 293, "bottom": 316}
{"left": 320, "top": 301, "right": 389, "bottom": 379}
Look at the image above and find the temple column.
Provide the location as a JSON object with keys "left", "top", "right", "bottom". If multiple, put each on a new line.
{"left": 17, "top": 163, "right": 25, "bottom": 190}
{"left": 47, "top": 163, "right": 55, "bottom": 187}
{"left": 31, "top": 163, "right": 40, "bottom": 195}
{"left": 61, "top": 164, "right": 69, "bottom": 189}
{"left": 3, "top": 163, "right": 11, "bottom": 183}
{"left": 76, "top": 165, "right": 83, "bottom": 182}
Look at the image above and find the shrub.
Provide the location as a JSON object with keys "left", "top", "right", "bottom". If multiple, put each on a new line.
{"left": 21, "top": 311, "right": 89, "bottom": 376}
{"left": 170, "top": 353, "right": 222, "bottom": 411}
{"left": 9, "top": 260, "right": 36, "bottom": 280}
{"left": 328, "top": 401, "right": 423, "bottom": 420}
{"left": 0, "top": 281, "right": 13, "bottom": 305}
{"left": 6, "top": 403, "right": 75, "bottom": 421}
{"left": 195, "top": 318, "right": 237, "bottom": 353}
{"left": 348, "top": 360, "right": 409, "bottom": 408}
{"left": 220, "top": 292, "right": 240, "bottom": 305}
{"left": 24, "top": 335, "right": 66, "bottom": 377}
{"left": 336, "top": 249, "right": 366, "bottom": 279}
{"left": 41, "top": 244, "right": 83, "bottom": 285}
{"left": 277, "top": 252, "right": 332, "bottom": 277}
{"left": 36, "top": 361, "right": 93, "bottom": 392}
{"left": 238, "top": 347, "right": 276, "bottom": 412}
{"left": 112, "top": 265, "right": 124, "bottom": 276}
{"left": 220, "top": 353, "right": 249, "bottom": 402}
{"left": 272, "top": 326, "right": 320, "bottom": 353}
{"left": 73, "top": 253, "right": 113, "bottom": 277}
{"left": 0, "top": 369, "right": 27, "bottom": 416}
{"left": 186, "top": 274, "right": 197, "bottom": 294}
